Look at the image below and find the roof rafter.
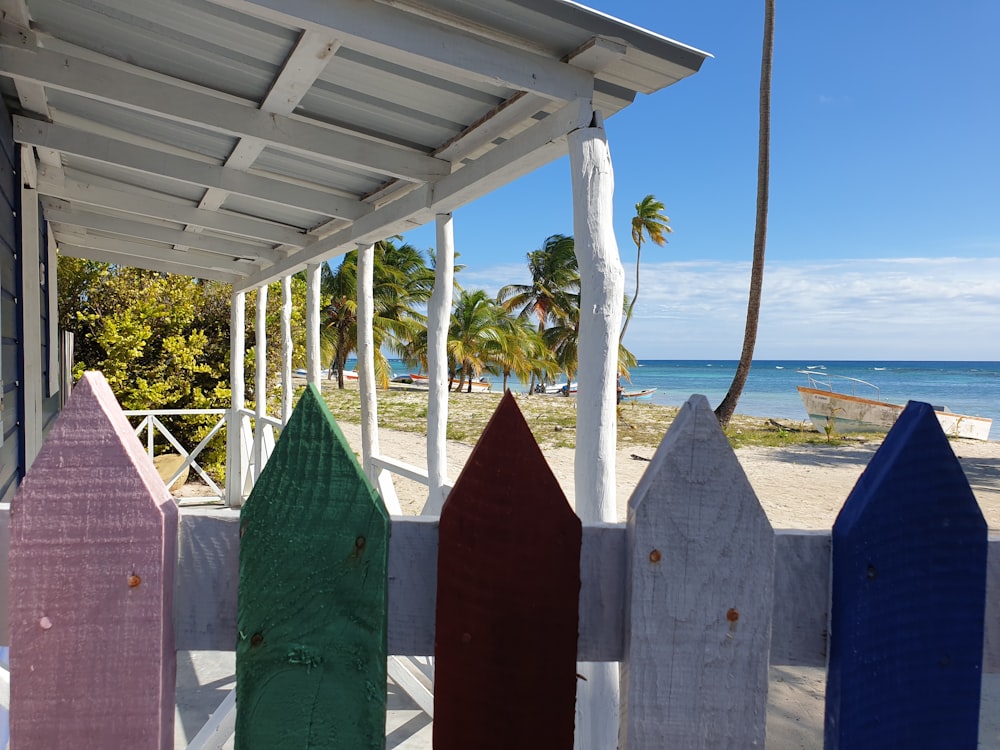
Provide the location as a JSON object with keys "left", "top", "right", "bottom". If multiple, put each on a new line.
{"left": 43, "top": 202, "right": 283, "bottom": 263}
{"left": 206, "top": 0, "right": 594, "bottom": 103}
{"left": 235, "top": 98, "right": 592, "bottom": 292}
{"left": 38, "top": 170, "right": 309, "bottom": 247}
{"left": 0, "top": 40, "right": 451, "bottom": 183}
{"left": 57, "top": 240, "right": 245, "bottom": 283}
{"left": 14, "top": 116, "right": 369, "bottom": 220}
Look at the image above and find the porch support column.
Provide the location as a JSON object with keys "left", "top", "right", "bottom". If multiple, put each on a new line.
{"left": 356, "top": 242, "right": 379, "bottom": 480}
{"left": 568, "top": 108, "right": 624, "bottom": 750}
{"left": 252, "top": 284, "right": 268, "bottom": 481}
{"left": 19, "top": 169, "right": 43, "bottom": 468}
{"left": 226, "top": 290, "right": 246, "bottom": 507}
{"left": 424, "top": 212, "right": 455, "bottom": 515}
{"left": 280, "top": 275, "right": 293, "bottom": 423}
{"left": 306, "top": 262, "right": 321, "bottom": 388}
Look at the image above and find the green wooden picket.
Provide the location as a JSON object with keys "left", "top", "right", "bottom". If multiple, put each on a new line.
{"left": 235, "top": 384, "right": 390, "bottom": 749}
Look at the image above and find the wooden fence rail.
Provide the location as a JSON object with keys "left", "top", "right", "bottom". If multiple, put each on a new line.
{"left": 2, "top": 373, "right": 997, "bottom": 748}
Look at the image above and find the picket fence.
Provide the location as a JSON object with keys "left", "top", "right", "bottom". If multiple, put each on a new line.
{"left": 3, "top": 371, "right": 998, "bottom": 748}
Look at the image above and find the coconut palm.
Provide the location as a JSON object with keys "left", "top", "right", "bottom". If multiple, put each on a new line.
{"left": 321, "top": 239, "right": 434, "bottom": 389}
{"left": 620, "top": 194, "right": 671, "bottom": 344}
{"left": 497, "top": 234, "right": 580, "bottom": 393}
{"left": 715, "top": 0, "right": 774, "bottom": 428}
{"left": 448, "top": 289, "right": 507, "bottom": 392}
{"left": 487, "top": 313, "right": 553, "bottom": 392}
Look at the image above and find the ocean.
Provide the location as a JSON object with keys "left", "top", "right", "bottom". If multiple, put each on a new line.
{"left": 373, "top": 359, "right": 999, "bottom": 439}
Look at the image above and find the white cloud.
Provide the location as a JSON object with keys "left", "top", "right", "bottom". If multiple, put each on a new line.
{"left": 466, "top": 257, "right": 1000, "bottom": 360}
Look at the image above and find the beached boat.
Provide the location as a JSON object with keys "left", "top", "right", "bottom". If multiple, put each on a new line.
{"left": 620, "top": 387, "right": 657, "bottom": 402}
{"left": 398, "top": 373, "right": 492, "bottom": 392}
{"left": 797, "top": 371, "right": 992, "bottom": 441}
{"left": 535, "top": 382, "right": 577, "bottom": 395}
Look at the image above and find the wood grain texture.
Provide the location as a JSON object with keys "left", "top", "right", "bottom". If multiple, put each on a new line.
{"left": 433, "top": 391, "right": 582, "bottom": 749}
{"left": 825, "top": 401, "right": 988, "bottom": 749}
{"left": 9, "top": 371, "right": 177, "bottom": 749}
{"left": 620, "top": 394, "right": 774, "bottom": 749}
{"left": 235, "top": 383, "right": 389, "bottom": 749}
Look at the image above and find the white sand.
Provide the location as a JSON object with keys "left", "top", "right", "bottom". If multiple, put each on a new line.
{"left": 337, "top": 420, "right": 1000, "bottom": 529}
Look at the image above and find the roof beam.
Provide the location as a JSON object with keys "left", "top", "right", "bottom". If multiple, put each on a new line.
{"left": 0, "top": 41, "right": 450, "bottom": 183}
{"left": 57, "top": 241, "right": 244, "bottom": 283}
{"left": 235, "top": 98, "right": 593, "bottom": 292}
{"left": 43, "top": 203, "right": 283, "bottom": 263}
{"left": 14, "top": 116, "right": 369, "bottom": 220}
{"left": 207, "top": 0, "right": 594, "bottom": 103}
{"left": 37, "top": 169, "right": 309, "bottom": 247}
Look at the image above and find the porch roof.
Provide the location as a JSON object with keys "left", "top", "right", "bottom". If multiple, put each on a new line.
{"left": 0, "top": 0, "right": 708, "bottom": 292}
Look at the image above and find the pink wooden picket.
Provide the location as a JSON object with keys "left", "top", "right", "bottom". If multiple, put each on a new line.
{"left": 9, "top": 371, "right": 178, "bottom": 749}
{"left": 434, "top": 391, "right": 582, "bottom": 749}
{"left": 620, "top": 394, "right": 775, "bottom": 748}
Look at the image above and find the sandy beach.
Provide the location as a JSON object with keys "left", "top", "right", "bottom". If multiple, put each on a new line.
{"left": 335, "top": 419, "right": 1000, "bottom": 529}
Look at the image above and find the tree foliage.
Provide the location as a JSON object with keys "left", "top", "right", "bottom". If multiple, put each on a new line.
{"left": 58, "top": 258, "right": 240, "bottom": 474}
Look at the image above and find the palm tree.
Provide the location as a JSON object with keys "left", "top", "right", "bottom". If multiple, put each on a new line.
{"left": 321, "top": 240, "right": 434, "bottom": 389}
{"left": 448, "top": 289, "right": 507, "bottom": 392}
{"left": 497, "top": 234, "right": 580, "bottom": 393}
{"left": 620, "top": 194, "right": 671, "bottom": 344}
{"left": 715, "top": 0, "right": 775, "bottom": 428}
{"left": 487, "top": 313, "right": 552, "bottom": 393}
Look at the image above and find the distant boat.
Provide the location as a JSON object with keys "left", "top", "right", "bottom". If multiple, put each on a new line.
{"left": 398, "top": 373, "right": 491, "bottom": 392}
{"left": 796, "top": 371, "right": 991, "bottom": 441}
{"left": 620, "top": 387, "right": 657, "bottom": 402}
{"left": 536, "top": 382, "right": 577, "bottom": 395}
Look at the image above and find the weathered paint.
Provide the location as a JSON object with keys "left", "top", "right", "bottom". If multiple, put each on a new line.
{"left": 825, "top": 401, "right": 988, "bottom": 749}
{"left": 9, "top": 371, "right": 177, "bottom": 749}
{"left": 236, "top": 384, "right": 389, "bottom": 749}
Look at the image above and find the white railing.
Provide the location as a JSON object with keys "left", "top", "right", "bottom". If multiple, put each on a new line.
{"left": 124, "top": 408, "right": 228, "bottom": 503}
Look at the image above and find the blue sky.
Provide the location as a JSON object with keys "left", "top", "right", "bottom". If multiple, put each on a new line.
{"left": 402, "top": 0, "right": 1000, "bottom": 360}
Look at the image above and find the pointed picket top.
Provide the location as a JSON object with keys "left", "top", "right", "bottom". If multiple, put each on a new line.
{"left": 9, "top": 371, "right": 177, "bottom": 749}
{"left": 825, "top": 401, "right": 987, "bottom": 750}
{"left": 434, "top": 390, "right": 582, "bottom": 750}
{"left": 620, "top": 394, "right": 774, "bottom": 749}
{"left": 236, "top": 383, "right": 389, "bottom": 749}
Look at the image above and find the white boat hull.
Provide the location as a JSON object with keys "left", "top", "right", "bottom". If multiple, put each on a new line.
{"left": 797, "top": 387, "right": 992, "bottom": 441}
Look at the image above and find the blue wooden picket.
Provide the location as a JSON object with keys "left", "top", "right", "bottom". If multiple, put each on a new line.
{"left": 825, "top": 401, "right": 988, "bottom": 749}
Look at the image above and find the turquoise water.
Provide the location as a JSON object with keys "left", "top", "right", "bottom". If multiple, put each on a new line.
{"left": 369, "top": 359, "right": 999, "bottom": 438}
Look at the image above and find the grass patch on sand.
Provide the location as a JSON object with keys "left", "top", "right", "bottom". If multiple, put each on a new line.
{"left": 313, "top": 381, "right": 875, "bottom": 451}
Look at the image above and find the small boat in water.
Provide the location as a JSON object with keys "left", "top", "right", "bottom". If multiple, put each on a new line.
{"left": 796, "top": 371, "right": 992, "bottom": 441}
{"left": 620, "top": 387, "right": 657, "bottom": 402}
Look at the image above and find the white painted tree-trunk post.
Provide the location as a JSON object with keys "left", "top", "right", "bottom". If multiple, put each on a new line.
{"left": 306, "top": 261, "right": 321, "bottom": 388}
{"left": 226, "top": 290, "right": 246, "bottom": 507}
{"left": 252, "top": 284, "right": 268, "bottom": 482}
{"left": 356, "top": 242, "right": 379, "bottom": 482}
{"left": 568, "top": 108, "right": 624, "bottom": 750}
{"left": 424, "top": 212, "right": 455, "bottom": 515}
{"left": 280, "top": 275, "right": 293, "bottom": 424}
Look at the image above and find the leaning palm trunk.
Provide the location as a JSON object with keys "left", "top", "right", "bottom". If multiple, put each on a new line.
{"left": 715, "top": 0, "right": 774, "bottom": 428}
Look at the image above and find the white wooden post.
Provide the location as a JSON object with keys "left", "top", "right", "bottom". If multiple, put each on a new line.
{"left": 424, "top": 212, "right": 455, "bottom": 515}
{"left": 568, "top": 108, "right": 624, "bottom": 750}
{"left": 20, "top": 166, "right": 43, "bottom": 468}
{"left": 620, "top": 395, "right": 774, "bottom": 748}
{"left": 306, "top": 261, "right": 321, "bottom": 388}
{"left": 280, "top": 275, "right": 293, "bottom": 424}
{"left": 252, "top": 284, "right": 268, "bottom": 481}
{"left": 356, "top": 242, "right": 379, "bottom": 481}
{"left": 46, "top": 224, "right": 60, "bottom": 398}
{"left": 226, "top": 290, "right": 246, "bottom": 507}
